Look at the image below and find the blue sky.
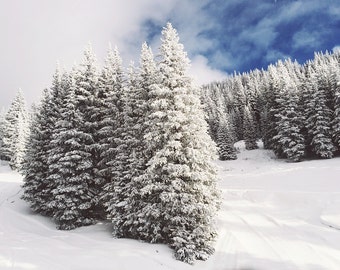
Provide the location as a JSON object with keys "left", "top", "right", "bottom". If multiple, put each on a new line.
{"left": 0, "top": 0, "right": 339, "bottom": 107}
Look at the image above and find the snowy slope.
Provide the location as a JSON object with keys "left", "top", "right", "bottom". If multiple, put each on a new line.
{"left": 1, "top": 143, "right": 340, "bottom": 270}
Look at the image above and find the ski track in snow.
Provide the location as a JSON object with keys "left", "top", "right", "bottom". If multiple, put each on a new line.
{"left": 1, "top": 144, "right": 340, "bottom": 269}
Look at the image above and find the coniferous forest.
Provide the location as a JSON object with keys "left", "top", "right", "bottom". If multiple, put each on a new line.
{"left": 202, "top": 51, "right": 340, "bottom": 162}
{"left": 0, "top": 22, "right": 339, "bottom": 265}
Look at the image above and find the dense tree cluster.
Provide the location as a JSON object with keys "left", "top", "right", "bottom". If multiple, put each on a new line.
{"left": 17, "top": 23, "right": 220, "bottom": 264}
{"left": 202, "top": 51, "right": 340, "bottom": 162}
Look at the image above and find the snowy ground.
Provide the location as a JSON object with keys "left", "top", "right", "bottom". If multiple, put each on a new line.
{"left": 1, "top": 143, "right": 340, "bottom": 270}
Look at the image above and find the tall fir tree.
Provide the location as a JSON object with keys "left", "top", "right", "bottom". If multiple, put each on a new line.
{"left": 0, "top": 110, "right": 5, "bottom": 160}
{"left": 22, "top": 66, "right": 70, "bottom": 217}
{"left": 300, "top": 62, "right": 316, "bottom": 155}
{"left": 243, "top": 106, "right": 258, "bottom": 150}
{"left": 10, "top": 112, "right": 29, "bottom": 170}
{"left": 97, "top": 46, "right": 126, "bottom": 219}
{"left": 47, "top": 70, "right": 97, "bottom": 230}
{"left": 21, "top": 89, "right": 55, "bottom": 216}
{"left": 304, "top": 70, "right": 336, "bottom": 158}
{"left": 332, "top": 81, "right": 340, "bottom": 149}
{"left": 216, "top": 114, "right": 237, "bottom": 160}
{"left": 273, "top": 89, "right": 305, "bottom": 162}
{"left": 0, "top": 108, "right": 7, "bottom": 160}
{"left": 232, "top": 75, "right": 246, "bottom": 140}
{"left": 271, "top": 64, "right": 305, "bottom": 161}
{"left": 262, "top": 64, "right": 281, "bottom": 150}
{"left": 73, "top": 45, "right": 103, "bottom": 218}
{"left": 106, "top": 43, "right": 159, "bottom": 238}
{"left": 22, "top": 66, "right": 65, "bottom": 215}
{"left": 104, "top": 62, "right": 138, "bottom": 235}
{"left": 2, "top": 90, "right": 29, "bottom": 170}
{"left": 134, "top": 23, "right": 220, "bottom": 264}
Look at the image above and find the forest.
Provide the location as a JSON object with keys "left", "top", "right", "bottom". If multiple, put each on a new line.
{"left": 202, "top": 51, "right": 340, "bottom": 162}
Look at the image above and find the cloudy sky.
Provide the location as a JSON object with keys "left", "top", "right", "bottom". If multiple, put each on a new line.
{"left": 0, "top": 0, "right": 339, "bottom": 108}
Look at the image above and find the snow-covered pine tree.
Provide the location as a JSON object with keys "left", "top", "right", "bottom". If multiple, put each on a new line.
{"left": 231, "top": 75, "right": 246, "bottom": 140}
{"left": 202, "top": 95, "right": 219, "bottom": 142}
{"left": 102, "top": 62, "right": 138, "bottom": 235}
{"left": 217, "top": 114, "right": 237, "bottom": 160}
{"left": 246, "top": 69, "right": 263, "bottom": 138}
{"left": 97, "top": 46, "right": 126, "bottom": 219}
{"left": 300, "top": 62, "right": 316, "bottom": 155}
{"left": 262, "top": 64, "right": 281, "bottom": 150}
{"left": 107, "top": 43, "right": 159, "bottom": 238}
{"left": 313, "top": 52, "right": 336, "bottom": 112}
{"left": 332, "top": 81, "right": 340, "bottom": 149}
{"left": 304, "top": 68, "right": 336, "bottom": 158}
{"left": 26, "top": 66, "right": 71, "bottom": 217}
{"left": 243, "top": 105, "right": 258, "bottom": 150}
{"left": 273, "top": 89, "right": 305, "bottom": 162}
{"left": 75, "top": 44, "right": 99, "bottom": 147}
{"left": 329, "top": 56, "right": 340, "bottom": 150}
{"left": 2, "top": 90, "right": 29, "bottom": 170}
{"left": 271, "top": 62, "right": 305, "bottom": 161}
{"left": 71, "top": 45, "right": 103, "bottom": 219}
{"left": 134, "top": 23, "right": 220, "bottom": 264}
{"left": 21, "top": 89, "right": 56, "bottom": 216}
{"left": 47, "top": 70, "right": 97, "bottom": 230}
{"left": 10, "top": 112, "right": 29, "bottom": 170}
{"left": 0, "top": 108, "right": 6, "bottom": 160}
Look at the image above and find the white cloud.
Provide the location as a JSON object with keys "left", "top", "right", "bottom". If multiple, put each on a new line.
{"left": 189, "top": 55, "right": 227, "bottom": 85}
{"left": 333, "top": 46, "right": 340, "bottom": 53}
{"left": 292, "top": 29, "right": 322, "bottom": 50}
{"left": 238, "top": 17, "right": 278, "bottom": 50}
{"left": 0, "top": 0, "right": 222, "bottom": 107}
{"left": 265, "top": 50, "right": 291, "bottom": 63}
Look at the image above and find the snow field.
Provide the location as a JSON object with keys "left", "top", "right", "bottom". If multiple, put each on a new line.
{"left": 1, "top": 144, "right": 340, "bottom": 269}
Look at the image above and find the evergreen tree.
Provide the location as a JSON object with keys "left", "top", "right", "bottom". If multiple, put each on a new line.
{"left": 217, "top": 115, "right": 237, "bottom": 160}
{"left": 262, "top": 64, "right": 281, "bottom": 150}
{"left": 21, "top": 90, "right": 55, "bottom": 215}
{"left": 22, "top": 66, "right": 70, "bottom": 217}
{"left": 231, "top": 75, "right": 246, "bottom": 140}
{"left": 330, "top": 58, "right": 340, "bottom": 150}
{"left": 271, "top": 63, "right": 305, "bottom": 161}
{"left": 305, "top": 71, "right": 336, "bottom": 158}
{"left": 104, "top": 62, "right": 138, "bottom": 235}
{"left": 134, "top": 23, "right": 220, "bottom": 264}
{"left": 97, "top": 46, "right": 126, "bottom": 219}
{"left": 0, "top": 108, "right": 6, "bottom": 160}
{"left": 300, "top": 62, "right": 316, "bottom": 155}
{"left": 2, "top": 90, "right": 29, "bottom": 170}
{"left": 243, "top": 106, "right": 258, "bottom": 150}
{"left": 47, "top": 71, "right": 97, "bottom": 230}
{"left": 273, "top": 90, "right": 305, "bottom": 162}
{"left": 332, "top": 82, "right": 340, "bottom": 149}
{"left": 108, "top": 43, "right": 158, "bottom": 238}
{"left": 10, "top": 112, "right": 29, "bottom": 170}
{"left": 72, "top": 45, "right": 103, "bottom": 219}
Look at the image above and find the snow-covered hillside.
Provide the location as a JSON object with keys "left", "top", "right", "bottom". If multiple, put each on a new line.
{"left": 1, "top": 143, "right": 340, "bottom": 270}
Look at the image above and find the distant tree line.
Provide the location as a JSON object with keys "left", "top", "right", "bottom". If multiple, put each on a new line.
{"left": 202, "top": 51, "right": 340, "bottom": 162}
{"left": 0, "top": 23, "right": 220, "bottom": 264}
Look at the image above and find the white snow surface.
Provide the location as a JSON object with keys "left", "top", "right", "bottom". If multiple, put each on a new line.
{"left": 1, "top": 142, "right": 340, "bottom": 270}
